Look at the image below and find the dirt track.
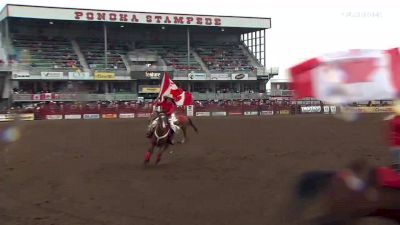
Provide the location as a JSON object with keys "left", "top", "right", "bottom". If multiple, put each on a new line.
{"left": 0, "top": 114, "right": 395, "bottom": 225}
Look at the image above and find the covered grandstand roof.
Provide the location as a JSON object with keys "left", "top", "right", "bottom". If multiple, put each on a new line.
{"left": 0, "top": 4, "right": 271, "bottom": 29}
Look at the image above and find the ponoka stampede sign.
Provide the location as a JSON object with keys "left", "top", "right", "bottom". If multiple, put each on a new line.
{"left": 74, "top": 11, "right": 222, "bottom": 26}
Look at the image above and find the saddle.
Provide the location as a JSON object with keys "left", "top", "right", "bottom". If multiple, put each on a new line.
{"left": 376, "top": 167, "right": 400, "bottom": 189}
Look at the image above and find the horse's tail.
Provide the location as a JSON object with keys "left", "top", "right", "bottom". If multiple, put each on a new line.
{"left": 188, "top": 118, "right": 199, "bottom": 133}
{"left": 295, "top": 171, "right": 335, "bottom": 200}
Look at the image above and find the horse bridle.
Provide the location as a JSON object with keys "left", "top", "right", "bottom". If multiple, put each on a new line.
{"left": 153, "top": 112, "right": 170, "bottom": 142}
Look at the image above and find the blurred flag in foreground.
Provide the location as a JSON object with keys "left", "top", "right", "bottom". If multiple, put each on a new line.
{"left": 289, "top": 48, "right": 400, "bottom": 104}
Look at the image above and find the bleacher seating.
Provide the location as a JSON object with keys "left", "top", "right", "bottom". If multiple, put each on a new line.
{"left": 77, "top": 37, "right": 128, "bottom": 70}
{"left": 12, "top": 34, "right": 81, "bottom": 69}
{"left": 195, "top": 42, "right": 253, "bottom": 71}
{"left": 137, "top": 42, "right": 202, "bottom": 71}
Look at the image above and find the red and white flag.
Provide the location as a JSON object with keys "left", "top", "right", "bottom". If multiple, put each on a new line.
{"left": 289, "top": 48, "right": 400, "bottom": 104}
{"left": 158, "top": 73, "right": 192, "bottom": 106}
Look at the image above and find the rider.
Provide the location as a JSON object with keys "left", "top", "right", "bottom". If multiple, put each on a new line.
{"left": 147, "top": 95, "right": 178, "bottom": 144}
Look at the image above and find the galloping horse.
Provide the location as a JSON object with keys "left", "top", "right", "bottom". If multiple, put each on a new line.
{"left": 144, "top": 112, "right": 172, "bottom": 165}
{"left": 148, "top": 110, "right": 198, "bottom": 144}
{"left": 289, "top": 160, "right": 400, "bottom": 225}
{"left": 144, "top": 111, "right": 198, "bottom": 165}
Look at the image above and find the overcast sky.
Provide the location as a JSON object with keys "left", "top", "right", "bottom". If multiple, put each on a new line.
{"left": 1, "top": 0, "right": 400, "bottom": 79}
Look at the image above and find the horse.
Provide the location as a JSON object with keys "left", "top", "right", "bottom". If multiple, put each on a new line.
{"left": 289, "top": 159, "right": 400, "bottom": 225}
{"left": 147, "top": 111, "right": 198, "bottom": 144}
{"left": 144, "top": 112, "right": 172, "bottom": 165}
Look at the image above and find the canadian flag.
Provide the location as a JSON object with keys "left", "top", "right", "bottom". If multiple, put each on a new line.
{"left": 31, "top": 94, "right": 41, "bottom": 100}
{"left": 289, "top": 48, "right": 400, "bottom": 104}
{"left": 158, "top": 73, "right": 192, "bottom": 106}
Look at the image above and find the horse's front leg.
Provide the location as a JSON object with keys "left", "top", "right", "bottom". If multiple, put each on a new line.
{"left": 144, "top": 142, "right": 156, "bottom": 164}
{"left": 180, "top": 126, "right": 187, "bottom": 144}
{"left": 156, "top": 144, "right": 169, "bottom": 164}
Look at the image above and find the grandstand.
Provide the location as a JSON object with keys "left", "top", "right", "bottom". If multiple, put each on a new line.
{"left": 0, "top": 4, "right": 282, "bottom": 106}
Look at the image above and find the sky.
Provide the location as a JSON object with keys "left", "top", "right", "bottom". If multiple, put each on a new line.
{"left": 1, "top": 0, "right": 400, "bottom": 80}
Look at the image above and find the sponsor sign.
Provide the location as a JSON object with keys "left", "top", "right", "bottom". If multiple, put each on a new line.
{"left": 228, "top": 112, "right": 242, "bottom": 116}
{"left": 301, "top": 106, "right": 322, "bottom": 113}
{"left": 279, "top": 110, "right": 290, "bottom": 115}
{"left": 186, "top": 105, "right": 194, "bottom": 117}
{"left": 323, "top": 106, "right": 330, "bottom": 114}
{"left": 212, "top": 111, "right": 226, "bottom": 116}
{"left": 119, "top": 113, "right": 135, "bottom": 118}
{"left": 41, "top": 71, "right": 65, "bottom": 79}
{"left": 342, "top": 106, "right": 393, "bottom": 113}
{"left": 136, "top": 112, "right": 151, "bottom": 118}
{"left": 65, "top": 114, "right": 82, "bottom": 119}
{"left": 46, "top": 115, "right": 63, "bottom": 120}
{"left": 94, "top": 72, "right": 115, "bottom": 80}
{"left": 6, "top": 5, "right": 271, "bottom": 29}
{"left": 83, "top": 114, "right": 100, "bottom": 119}
{"left": 260, "top": 110, "right": 274, "bottom": 116}
{"left": 0, "top": 113, "right": 35, "bottom": 121}
{"left": 145, "top": 71, "right": 162, "bottom": 79}
{"left": 195, "top": 112, "right": 211, "bottom": 116}
{"left": 102, "top": 114, "right": 118, "bottom": 119}
{"left": 12, "top": 71, "right": 31, "bottom": 79}
{"left": 244, "top": 111, "right": 258, "bottom": 116}
{"left": 68, "top": 71, "right": 91, "bottom": 80}
{"left": 139, "top": 85, "right": 161, "bottom": 93}
{"left": 330, "top": 106, "right": 337, "bottom": 114}
{"left": 231, "top": 73, "right": 248, "bottom": 80}
{"left": 210, "top": 73, "right": 230, "bottom": 80}
{"left": 188, "top": 72, "right": 207, "bottom": 80}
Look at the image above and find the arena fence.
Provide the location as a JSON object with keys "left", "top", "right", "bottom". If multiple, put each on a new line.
{"left": 0, "top": 105, "right": 394, "bottom": 122}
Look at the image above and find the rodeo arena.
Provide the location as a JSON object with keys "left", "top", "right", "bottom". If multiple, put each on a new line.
{"left": 0, "top": 4, "right": 400, "bottom": 225}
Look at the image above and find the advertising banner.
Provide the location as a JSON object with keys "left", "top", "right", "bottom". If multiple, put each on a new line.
{"left": 228, "top": 112, "right": 242, "bottom": 116}
{"left": 64, "top": 114, "right": 82, "bottom": 119}
{"left": 102, "top": 114, "right": 118, "bottom": 119}
{"left": 46, "top": 115, "right": 63, "bottom": 120}
{"left": 323, "top": 106, "right": 330, "bottom": 114}
{"left": 231, "top": 73, "right": 248, "bottom": 80}
{"left": 12, "top": 71, "right": 31, "bottom": 79}
{"left": 260, "top": 111, "right": 274, "bottom": 116}
{"left": 186, "top": 105, "right": 194, "bottom": 117}
{"left": 188, "top": 72, "right": 207, "bottom": 80}
{"left": 244, "top": 111, "right": 258, "bottom": 116}
{"left": 0, "top": 113, "right": 34, "bottom": 121}
{"left": 94, "top": 72, "right": 116, "bottom": 80}
{"left": 279, "top": 110, "right": 290, "bottom": 115}
{"left": 83, "top": 114, "right": 100, "bottom": 119}
{"left": 68, "top": 71, "right": 91, "bottom": 80}
{"left": 195, "top": 112, "right": 211, "bottom": 116}
{"left": 330, "top": 106, "right": 337, "bottom": 114}
{"left": 119, "top": 113, "right": 135, "bottom": 118}
{"left": 212, "top": 111, "right": 226, "bottom": 116}
{"left": 301, "top": 106, "right": 322, "bottom": 113}
{"left": 139, "top": 85, "right": 161, "bottom": 93}
{"left": 210, "top": 73, "right": 230, "bottom": 80}
{"left": 136, "top": 112, "right": 151, "bottom": 118}
{"left": 41, "top": 71, "right": 65, "bottom": 79}
{"left": 341, "top": 106, "right": 393, "bottom": 113}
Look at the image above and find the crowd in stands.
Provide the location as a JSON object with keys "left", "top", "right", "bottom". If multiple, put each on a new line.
{"left": 77, "top": 37, "right": 128, "bottom": 70}
{"left": 196, "top": 42, "right": 255, "bottom": 71}
{"left": 8, "top": 35, "right": 257, "bottom": 73}
{"left": 12, "top": 34, "right": 82, "bottom": 70}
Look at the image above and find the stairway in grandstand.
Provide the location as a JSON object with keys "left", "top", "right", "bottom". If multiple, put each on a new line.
{"left": 11, "top": 34, "right": 82, "bottom": 69}
{"left": 135, "top": 42, "right": 202, "bottom": 71}
{"left": 76, "top": 37, "right": 130, "bottom": 70}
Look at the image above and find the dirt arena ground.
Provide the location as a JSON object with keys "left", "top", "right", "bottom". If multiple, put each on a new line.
{"left": 0, "top": 114, "right": 397, "bottom": 225}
